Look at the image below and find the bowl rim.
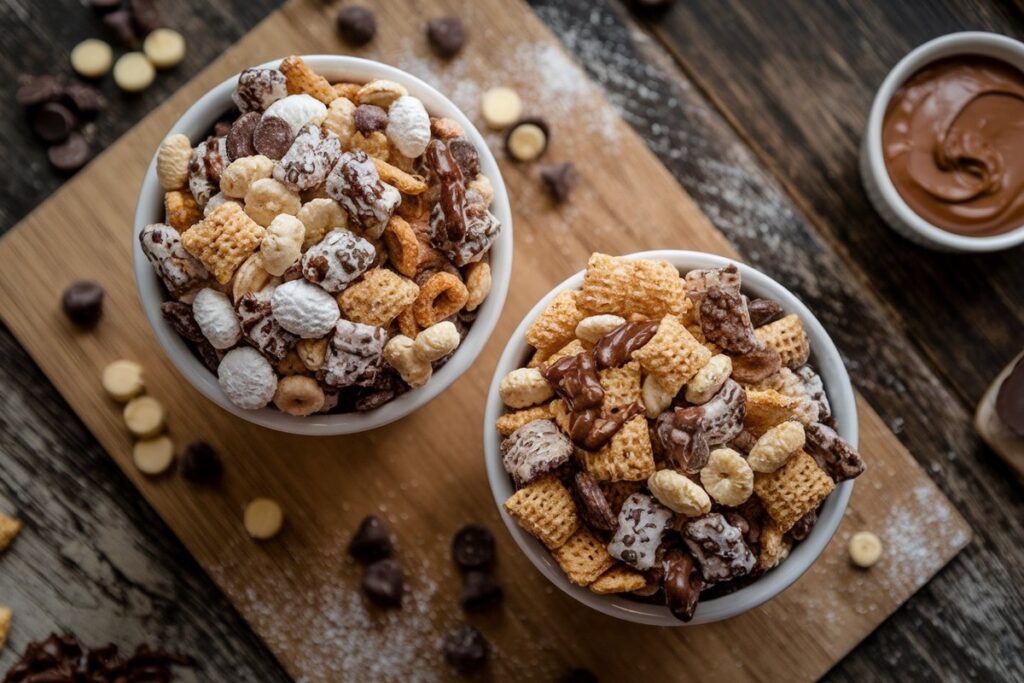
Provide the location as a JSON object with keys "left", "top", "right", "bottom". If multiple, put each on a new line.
{"left": 863, "top": 31, "right": 1024, "bottom": 252}
{"left": 132, "top": 55, "right": 513, "bottom": 436}
{"left": 483, "top": 251, "right": 857, "bottom": 626}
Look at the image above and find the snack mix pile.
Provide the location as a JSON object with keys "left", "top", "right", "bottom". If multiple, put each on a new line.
{"left": 140, "top": 55, "right": 500, "bottom": 415}
{"left": 497, "top": 254, "right": 865, "bottom": 622}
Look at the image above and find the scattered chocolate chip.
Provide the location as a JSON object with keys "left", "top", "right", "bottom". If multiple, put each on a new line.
{"left": 61, "top": 280, "right": 104, "bottom": 326}
{"left": 103, "top": 9, "right": 140, "bottom": 47}
{"left": 180, "top": 441, "right": 223, "bottom": 483}
{"left": 17, "top": 75, "right": 62, "bottom": 109}
{"left": 336, "top": 5, "right": 376, "bottom": 46}
{"left": 63, "top": 82, "right": 106, "bottom": 117}
{"left": 129, "top": 0, "right": 162, "bottom": 34}
{"left": 459, "top": 571, "right": 503, "bottom": 612}
{"left": 348, "top": 514, "right": 394, "bottom": 563}
{"left": 747, "top": 297, "right": 785, "bottom": 328}
{"left": 253, "top": 115, "right": 293, "bottom": 160}
{"left": 505, "top": 117, "right": 549, "bottom": 162}
{"left": 426, "top": 17, "right": 466, "bottom": 58}
{"left": 227, "top": 111, "right": 261, "bottom": 160}
{"left": 442, "top": 624, "right": 489, "bottom": 676}
{"left": 47, "top": 132, "right": 92, "bottom": 173}
{"left": 354, "top": 104, "right": 388, "bottom": 135}
{"left": 361, "top": 558, "right": 403, "bottom": 607}
{"left": 996, "top": 355, "right": 1024, "bottom": 436}
{"left": 447, "top": 138, "right": 480, "bottom": 179}
{"left": 33, "top": 102, "right": 77, "bottom": 143}
{"left": 560, "top": 668, "right": 599, "bottom": 683}
{"left": 451, "top": 523, "right": 495, "bottom": 570}
{"left": 3, "top": 633, "right": 194, "bottom": 683}
{"left": 540, "top": 161, "right": 576, "bottom": 203}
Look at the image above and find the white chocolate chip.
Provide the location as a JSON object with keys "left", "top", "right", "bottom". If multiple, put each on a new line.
{"left": 506, "top": 122, "right": 547, "bottom": 162}
{"left": 480, "top": 87, "right": 522, "bottom": 129}
{"left": 244, "top": 498, "right": 284, "bottom": 540}
{"left": 132, "top": 435, "right": 175, "bottom": 476}
{"left": 123, "top": 396, "right": 165, "bottom": 439}
{"left": 70, "top": 39, "right": 113, "bottom": 79}
{"left": 113, "top": 52, "right": 156, "bottom": 93}
{"left": 102, "top": 360, "right": 145, "bottom": 402}
{"left": 575, "top": 314, "right": 625, "bottom": 344}
{"left": 849, "top": 531, "right": 883, "bottom": 568}
{"left": 143, "top": 28, "right": 186, "bottom": 69}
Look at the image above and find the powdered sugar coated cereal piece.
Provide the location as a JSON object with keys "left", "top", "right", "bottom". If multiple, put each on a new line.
{"left": 326, "top": 150, "right": 401, "bottom": 239}
{"left": 192, "top": 288, "right": 242, "bottom": 349}
{"left": 139, "top": 223, "right": 209, "bottom": 299}
{"left": 273, "top": 123, "right": 342, "bottom": 193}
{"left": 263, "top": 94, "right": 328, "bottom": 137}
{"left": 385, "top": 95, "right": 431, "bottom": 158}
{"left": 301, "top": 228, "right": 375, "bottom": 293}
{"left": 682, "top": 512, "right": 755, "bottom": 583}
{"left": 607, "top": 493, "right": 673, "bottom": 571}
{"left": 232, "top": 68, "right": 288, "bottom": 114}
{"left": 325, "top": 319, "right": 389, "bottom": 388}
{"left": 261, "top": 214, "right": 305, "bottom": 276}
{"left": 218, "top": 346, "right": 278, "bottom": 410}
{"left": 271, "top": 279, "right": 339, "bottom": 338}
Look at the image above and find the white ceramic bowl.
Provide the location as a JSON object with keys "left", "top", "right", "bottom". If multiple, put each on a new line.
{"left": 860, "top": 31, "right": 1024, "bottom": 252}
{"left": 484, "top": 251, "right": 857, "bottom": 625}
{"left": 133, "top": 56, "right": 513, "bottom": 435}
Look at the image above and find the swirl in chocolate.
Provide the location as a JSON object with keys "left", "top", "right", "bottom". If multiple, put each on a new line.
{"left": 882, "top": 56, "right": 1024, "bottom": 236}
{"left": 593, "top": 320, "right": 659, "bottom": 369}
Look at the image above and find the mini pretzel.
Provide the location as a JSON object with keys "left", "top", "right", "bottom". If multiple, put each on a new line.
{"left": 372, "top": 157, "right": 428, "bottom": 195}
{"left": 383, "top": 216, "right": 419, "bottom": 277}
{"left": 413, "top": 272, "right": 468, "bottom": 327}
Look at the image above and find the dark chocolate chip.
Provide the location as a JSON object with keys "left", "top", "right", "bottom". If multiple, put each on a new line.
{"left": 747, "top": 297, "right": 785, "bottom": 328}
{"left": 540, "top": 161, "right": 576, "bottom": 203}
{"left": 103, "top": 9, "right": 139, "bottom": 47}
{"left": 560, "top": 668, "right": 599, "bottom": 683}
{"left": 253, "top": 115, "right": 293, "bottom": 160}
{"left": 459, "top": 571, "right": 503, "bottom": 612}
{"left": 348, "top": 514, "right": 393, "bottom": 563}
{"left": 129, "top": 0, "right": 161, "bottom": 34}
{"left": 89, "top": 0, "right": 123, "bottom": 11}
{"left": 47, "top": 132, "right": 92, "bottom": 173}
{"left": 17, "top": 75, "right": 62, "bottom": 108}
{"left": 426, "top": 17, "right": 466, "bottom": 58}
{"left": 354, "top": 104, "right": 388, "bottom": 135}
{"left": 996, "top": 355, "right": 1024, "bottom": 436}
{"left": 33, "top": 102, "right": 77, "bottom": 143}
{"left": 227, "top": 111, "right": 261, "bottom": 160}
{"left": 61, "top": 280, "right": 104, "bottom": 326}
{"left": 447, "top": 138, "right": 480, "bottom": 180}
{"left": 361, "top": 558, "right": 403, "bottom": 607}
{"left": 63, "top": 83, "right": 106, "bottom": 117}
{"left": 336, "top": 5, "right": 376, "bottom": 46}
{"left": 442, "top": 624, "right": 489, "bottom": 676}
{"left": 451, "top": 523, "right": 495, "bottom": 570}
{"left": 180, "top": 441, "right": 223, "bottom": 484}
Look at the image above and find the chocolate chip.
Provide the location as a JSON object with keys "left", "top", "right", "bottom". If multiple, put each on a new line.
{"left": 180, "top": 441, "right": 223, "bottom": 483}
{"left": 129, "top": 0, "right": 161, "bottom": 34}
{"left": 227, "top": 111, "right": 261, "bottom": 160}
{"left": 33, "top": 102, "right": 77, "bottom": 143}
{"left": 459, "top": 571, "right": 503, "bottom": 612}
{"left": 354, "top": 104, "right": 388, "bottom": 135}
{"left": 451, "top": 523, "right": 494, "bottom": 570}
{"left": 47, "top": 132, "right": 92, "bottom": 173}
{"left": 336, "top": 5, "right": 376, "bottom": 46}
{"left": 103, "top": 9, "right": 139, "bottom": 47}
{"left": 63, "top": 83, "right": 106, "bottom": 117}
{"left": 17, "top": 75, "right": 62, "bottom": 108}
{"left": 442, "top": 624, "right": 489, "bottom": 676}
{"left": 747, "top": 297, "right": 785, "bottom": 328}
{"left": 560, "top": 669, "right": 599, "bottom": 683}
{"left": 348, "top": 514, "right": 393, "bottom": 563}
{"left": 426, "top": 17, "right": 466, "bottom": 58}
{"left": 361, "top": 558, "right": 403, "bottom": 607}
{"left": 61, "top": 280, "right": 104, "bottom": 326}
{"left": 540, "top": 161, "right": 576, "bottom": 203}
{"left": 447, "top": 138, "right": 480, "bottom": 180}
{"left": 253, "top": 115, "right": 293, "bottom": 160}
{"left": 3, "top": 634, "right": 194, "bottom": 682}
{"left": 997, "top": 355, "right": 1024, "bottom": 435}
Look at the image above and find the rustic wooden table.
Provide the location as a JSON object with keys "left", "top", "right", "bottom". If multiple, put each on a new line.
{"left": 0, "top": 0, "right": 1021, "bottom": 680}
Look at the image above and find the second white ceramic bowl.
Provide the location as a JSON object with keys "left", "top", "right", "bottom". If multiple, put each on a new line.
{"left": 133, "top": 56, "right": 513, "bottom": 436}
{"left": 484, "top": 251, "right": 857, "bottom": 625}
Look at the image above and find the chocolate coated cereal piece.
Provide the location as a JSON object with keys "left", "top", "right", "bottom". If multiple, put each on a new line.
{"left": 681, "top": 512, "right": 755, "bottom": 584}
{"left": 700, "top": 285, "right": 758, "bottom": 354}
{"left": 451, "top": 523, "right": 495, "bottom": 570}
{"left": 540, "top": 161, "right": 577, "bottom": 203}
{"left": 361, "top": 558, "right": 403, "bottom": 607}
{"left": 348, "top": 514, "right": 394, "bottom": 563}
{"left": 607, "top": 493, "right": 673, "bottom": 571}
{"left": 180, "top": 441, "right": 223, "bottom": 483}
{"left": 232, "top": 68, "right": 288, "bottom": 114}
{"left": 236, "top": 293, "right": 298, "bottom": 362}
{"left": 301, "top": 229, "right": 375, "bottom": 293}
{"left": 459, "top": 571, "right": 503, "bottom": 612}
{"left": 747, "top": 297, "right": 785, "bottom": 328}
{"left": 572, "top": 471, "right": 618, "bottom": 533}
{"left": 662, "top": 548, "right": 703, "bottom": 622}
{"left": 227, "top": 111, "right": 261, "bottom": 160}
{"left": 447, "top": 138, "right": 480, "bottom": 179}
{"left": 273, "top": 123, "right": 342, "bottom": 193}
{"left": 47, "top": 132, "right": 92, "bottom": 172}
{"left": 500, "top": 419, "right": 573, "bottom": 488}
{"left": 804, "top": 422, "right": 865, "bottom": 482}
{"left": 442, "top": 623, "right": 489, "bottom": 675}
{"left": 654, "top": 408, "right": 709, "bottom": 474}
{"left": 426, "top": 16, "right": 467, "bottom": 58}
{"left": 336, "top": 5, "right": 377, "bottom": 46}
{"left": 323, "top": 319, "right": 388, "bottom": 388}
{"left": 61, "top": 280, "right": 104, "bottom": 327}
{"left": 139, "top": 223, "right": 210, "bottom": 299}
{"left": 694, "top": 378, "right": 746, "bottom": 446}
{"left": 253, "top": 115, "right": 294, "bottom": 160}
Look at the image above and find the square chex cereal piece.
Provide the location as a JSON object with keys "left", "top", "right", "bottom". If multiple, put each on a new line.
{"left": 578, "top": 253, "right": 689, "bottom": 319}
{"left": 496, "top": 404, "right": 554, "bottom": 436}
{"left": 339, "top": 268, "right": 419, "bottom": 327}
{"left": 599, "top": 480, "right": 642, "bottom": 514}
{"left": 526, "top": 290, "right": 585, "bottom": 354}
{"left": 582, "top": 415, "right": 655, "bottom": 482}
{"left": 755, "top": 314, "right": 810, "bottom": 369}
{"left": 632, "top": 315, "right": 711, "bottom": 395}
{"left": 589, "top": 563, "right": 648, "bottom": 594}
{"left": 743, "top": 388, "right": 802, "bottom": 437}
{"left": 553, "top": 527, "right": 616, "bottom": 586}
{"left": 599, "top": 360, "right": 641, "bottom": 409}
{"left": 181, "top": 202, "right": 265, "bottom": 283}
{"left": 503, "top": 476, "right": 579, "bottom": 549}
{"left": 538, "top": 339, "right": 589, "bottom": 370}
{"left": 754, "top": 451, "right": 834, "bottom": 532}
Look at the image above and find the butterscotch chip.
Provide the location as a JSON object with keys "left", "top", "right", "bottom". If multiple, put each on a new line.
{"left": 113, "top": 52, "right": 155, "bottom": 92}
{"left": 631, "top": 315, "right": 711, "bottom": 395}
{"left": 582, "top": 416, "right": 656, "bottom": 482}
{"left": 755, "top": 314, "right": 810, "bottom": 369}
{"left": 339, "top": 268, "right": 419, "bottom": 327}
{"left": 0, "top": 514, "right": 22, "bottom": 553}
{"left": 599, "top": 361, "right": 641, "bottom": 409}
{"left": 757, "top": 519, "right": 790, "bottom": 571}
{"left": 383, "top": 216, "right": 419, "bottom": 277}
{"left": 503, "top": 475, "right": 579, "bottom": 550}
{"left": 589, "top": 564, "right": 647, "bottom": 594}
{"left": 525, "top": 289, "right": 585, "bottom": 354}
{"left": 754, "top": 451, "right": 834, "bottom": 532}
{"left": 579, "top": 253, "right": 689, "bottom": 319}
{"left": 598, "top": 480, "right": 641, "bottom": 514}
{"left": 244, "top": 497, "right": 284, "bottom": 540}
{"left": 372, "top": 157, "right": 428, "bottom": 195}
{"left": 181, "top": 202, "right": 265, "bottom": 284}
{"left": 553, "top": 527, "right": 616, "bottom": 586}
{"left": 496, "top": 404, "right": 554, "bottom": 436}
{"left": 132, "top": 435, "right": 175, "bottom": 476}
{"left": 744, "top": 388, "right": 802, "bottom": 437}
{"left": 279, "top": 55, "right": 336, "bottom": 104}
{"left": 164, "top": 190, "right": 202, "bottom": 232}
{"left": 0, "top": 606, "right": 10, "bottom": 651}
{"left": 413, "top": 271, "right": 468, "bottom": 327}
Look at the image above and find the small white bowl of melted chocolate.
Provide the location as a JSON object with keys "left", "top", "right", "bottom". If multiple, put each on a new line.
{"left": 861, "top": 32, "right": 1024, "bottom": 252}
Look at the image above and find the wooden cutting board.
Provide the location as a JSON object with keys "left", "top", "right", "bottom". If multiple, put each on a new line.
{"left": 0, "top": 0, "right": 971, "bottom": 680}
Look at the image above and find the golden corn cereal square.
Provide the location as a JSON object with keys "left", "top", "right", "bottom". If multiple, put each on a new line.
{"left": 503, "top": 476, "right": 580, "bottom": 550}
{"left": 582, "top": 416, "right": 656, "bottom": 482}
{"left": 496, "top": 404, "right": 554, "bottom": 436}
{"left": 589, "top": 563, "right": 648, "bottom": 594}
{"left": 599, "top": 361, "right": 642, "bottom": 410}
{"left": 525, "top": 289, "right": 585, "bottom": 353}
{"left": 754, "top": 451, "right": 835, "bottom": 532}
{"left": 631, "top": 315, "right": 711, "bottom": 395}
{"left": 578, "top": 254, "right": 688, "bottom": 319}
{"left": 339, "top": 268, "right": 420, "bottom": 327}
{"left": 755, "top": 314, "right": 810, "bottom": 369}
{"left": 598, "top": 480, "right": 642, "bottom": 514}
{"left": 553, "top": 527, "right": 616, "bottom": 586}
{"left": 743, "top": 388, "right": 802, "bottom": 437}
{"left": 181, "top": 202, "right": 265, "bottom": 284}
{"left": 541, "top": 339, "right": 590, "bottom": 371}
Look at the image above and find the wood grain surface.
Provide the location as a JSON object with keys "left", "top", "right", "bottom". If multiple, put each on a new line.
{"left": 0, "top": 0, "right": 971, "bottom": 681}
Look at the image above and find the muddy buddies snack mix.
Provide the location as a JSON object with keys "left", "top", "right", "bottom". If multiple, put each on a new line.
{"left": 498, "top": 254, "right": 864, "bottom": 621}
{"left": 141, "top": 56, "right": 501, "bottom": 414}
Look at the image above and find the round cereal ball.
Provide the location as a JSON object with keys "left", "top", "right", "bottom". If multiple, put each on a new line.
{"left": 218, "top": 347, "right": 278, "bottom": 410}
